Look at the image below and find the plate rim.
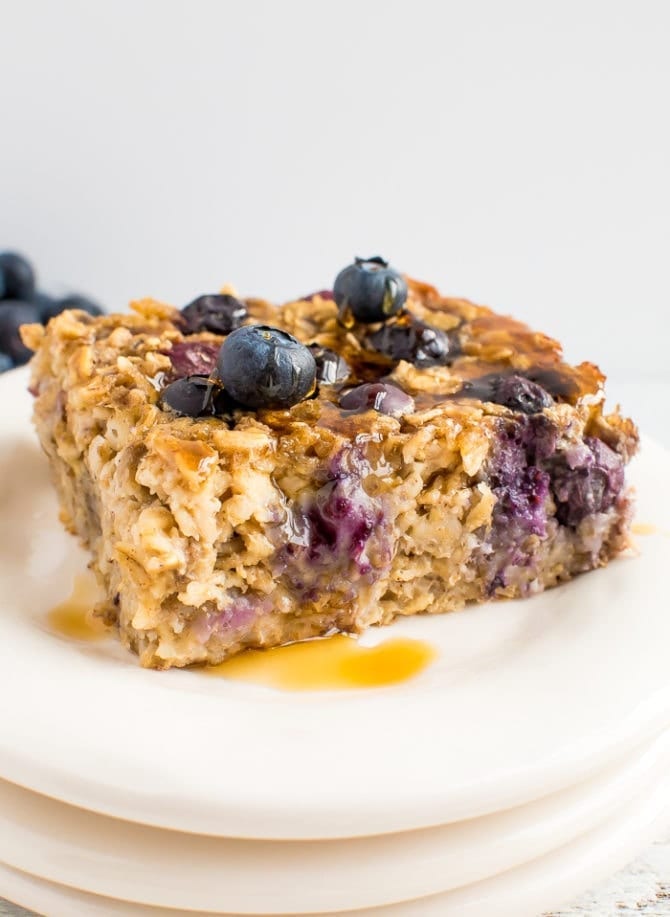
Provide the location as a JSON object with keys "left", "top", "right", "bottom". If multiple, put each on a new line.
{"left": 1, "top": 366, "right": 669, "bottom": 839}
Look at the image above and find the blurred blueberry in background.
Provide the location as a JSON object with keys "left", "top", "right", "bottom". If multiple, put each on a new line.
{"left": 0, "top": 251, "right": 105, "bottom": 372}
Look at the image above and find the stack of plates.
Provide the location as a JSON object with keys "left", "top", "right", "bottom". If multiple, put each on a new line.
{"left": 1, "top": 370, "right": 669, "bottom": 917}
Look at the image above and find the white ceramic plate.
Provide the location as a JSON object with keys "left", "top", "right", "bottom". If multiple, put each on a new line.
{"left": 0, "top": 367, "right": 669, "bottom": 839}
{"left": 1, "top": 727, "right": 669, "bottom": 913}
{"left": 1, "top": 768, "right": 669, "bottom": 917}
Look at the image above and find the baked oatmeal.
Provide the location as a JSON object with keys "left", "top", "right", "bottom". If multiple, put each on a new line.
{"left": 22, "top": 257, "right": 638, "bottom": 668}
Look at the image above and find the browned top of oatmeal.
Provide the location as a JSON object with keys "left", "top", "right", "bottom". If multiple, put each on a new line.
{"left": 20, "top": 275, "right": 638, "bottom": 462}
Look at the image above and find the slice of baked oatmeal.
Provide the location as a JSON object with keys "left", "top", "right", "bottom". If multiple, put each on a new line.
{"left": 22, "top": 258, "right": 638, "bottom": 669}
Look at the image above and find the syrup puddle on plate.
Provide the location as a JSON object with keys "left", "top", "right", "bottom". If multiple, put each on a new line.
{"left": 46, "top": 576, "right": 436, "bottom": 688}
{"left": 47, "top": 573, "right": 107, "bottom": 642}
{"left": 203, "top": 634, "right": 437, "bottom": 691}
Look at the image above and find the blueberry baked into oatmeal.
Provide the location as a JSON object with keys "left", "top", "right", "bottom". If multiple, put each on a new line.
{"left": 21, "top": 257, "right": 638, "bottom": 669}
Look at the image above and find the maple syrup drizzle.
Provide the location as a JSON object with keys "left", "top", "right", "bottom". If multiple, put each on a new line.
{"left": 47, "top": 577, "right": 436, "bottom": 687}
{"left": 203, "top": 634, "right": 437, "bottom": 690}
{"left": 47, "top": 573, "right": 107, "bottom": 641}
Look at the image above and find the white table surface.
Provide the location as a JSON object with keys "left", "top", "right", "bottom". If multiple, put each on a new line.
{"left": 1, "top": 380, "right": 668, "bottom": 917}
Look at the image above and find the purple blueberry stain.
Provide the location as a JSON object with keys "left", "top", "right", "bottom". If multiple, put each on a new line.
{"left": 192, "top": 595, "right": 269, "bottom": 644}
{"left": 486, "top": 418, "right": 552, "bottom": 539}
{"left": 482, "top": 416, "right": 627, "bottom": 593}
{"left": 549, "top": 436, "right": 625, "bottom": 526}
{"left": 274, "top": 445, "right": 390, "bottom": 594}
{"left": 307, "top": 473, "right": 381, "bottom": 574}
{"left": 166, "top": 341, "right": 220, "bottom": 378}
{"left": 308, "top": 445, "right": 387, "bottom": 574}
{"left": 482, "top": 416, "right": 558, "bottom": 594}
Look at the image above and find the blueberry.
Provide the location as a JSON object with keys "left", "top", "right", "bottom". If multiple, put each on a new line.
{"left": 160, "top": 375, "right": 215, "bottom": 417}
{"left": 210, "top": 386, "right": 237, "bottom": 418}
{"left": 333, "top": 256, "right": 407, "bottom": 324}
{"left": 55, "top": 294, "right": 104, "bottom": 317}
{"left": 0, "top": 301, "right": 40, "bottom": 364}
{"left": 368, "top": 315, "right": 456, "bottom": 367}
{"left": 32, "top": 291, "right": 61, "bottom": 323}
{"left": 309, "top": 345, "right": 350, "bottom": 384}
{"left": 180, "top": 293, "right": 248, "bottom": 335}
{"left": 339, "top": 382, "right": 415, "bottom": 417}
{"left": 0, "top": 252, "right": 35, "bottom": 301}
{"left": 492, "top": 375, "right": 553, "bottom": 414}
{"left": 217, "top": 325, "right": 316, "bottom": 409}
{"left": 0, "top": 352, "right": 14, "bottom": 373}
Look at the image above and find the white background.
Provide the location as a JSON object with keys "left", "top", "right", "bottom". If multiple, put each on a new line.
{"left": 0, "top": 6, "right": 669, "bottom": 913}
{"left": 2, "top": 0, "right": 669, "bottom": 404}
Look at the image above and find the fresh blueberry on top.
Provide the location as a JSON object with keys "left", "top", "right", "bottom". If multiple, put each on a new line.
{"left": 160, "top": 375, "right": 215, "bottom": 417}
{"left": 333, "top": 256, "right": 407, "bottom": 324}
{"left": 492, "top": 375, "right": 553, "bottom": 414}
{"left": 339, "top": 382, "right": 415, "bottom": 417}
{"left": 309, "top": 345, "right": 350, "bottom": 384}
{"left": 0, "top": 352, "right": 14, "bottom": 373}
{"left": 368, "top": 315, "right": 457, "bottom": 367}
{"left": 0, "top": 300, "right": 40, "bottom": 365}
{"left": 0, "top": 252, "right": 35, "bottom": 301}
{"left": 217, "top": 325, "right": 316, "bottom": 409}
{"left": 180, "top": 293, "right": 248, "bottom": 335}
